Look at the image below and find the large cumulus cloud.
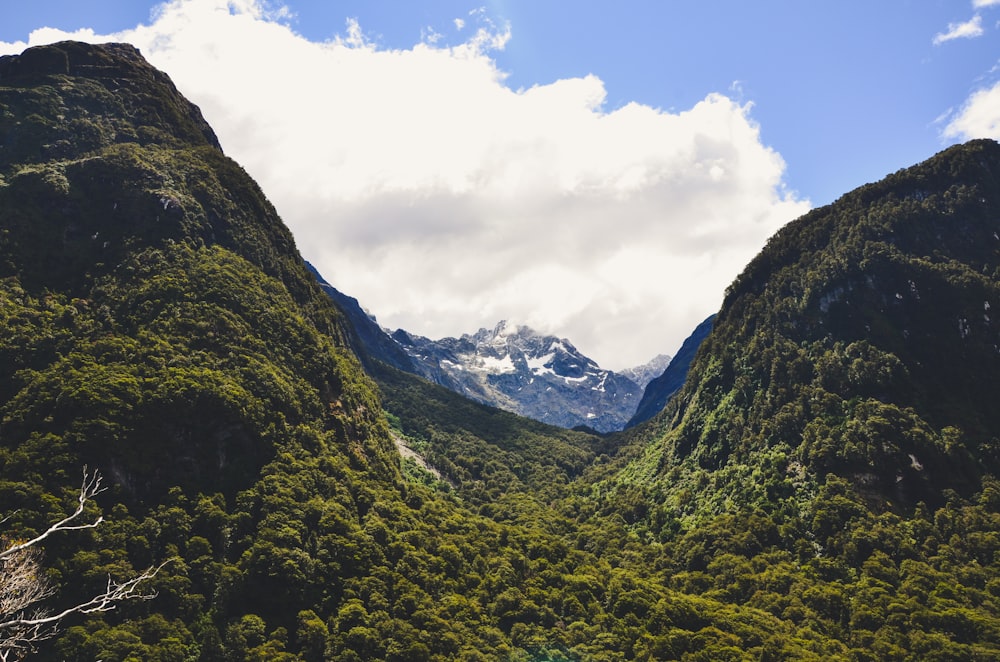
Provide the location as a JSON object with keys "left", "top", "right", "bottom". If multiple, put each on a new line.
{"left": 1, "top": 0, "right": 810, "bottom": 368}
{"left": 944, "top": 82, "right": 1000, "bottom": 142}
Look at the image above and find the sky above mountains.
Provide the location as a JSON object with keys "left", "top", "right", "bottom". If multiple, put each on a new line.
{"left": 2, "top": 0, "right": 998, "bottom": 369}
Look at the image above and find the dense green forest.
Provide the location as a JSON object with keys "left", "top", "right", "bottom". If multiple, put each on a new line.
{"left": 2, "top": 41, "right": 1000, "bottom": 660}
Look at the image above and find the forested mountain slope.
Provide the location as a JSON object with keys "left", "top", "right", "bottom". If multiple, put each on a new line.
{"left": 6, "top": 40, "right": 1000, "bottom": 661}
{"left": 369, "top": 360, "right": 608, "bottom": 504}
{"left": 621, "top": 139, "right": 1000, "bottom": 512}
{"left": 0, "top": 40, "right": 851, "bottom": 661}
{"left": 598, "top": 140, "right": 1000, "bottom": 659}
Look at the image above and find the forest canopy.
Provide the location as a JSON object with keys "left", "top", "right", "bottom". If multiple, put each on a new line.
{"left": 1, "top": 41, "right": 999, "bottom": 660}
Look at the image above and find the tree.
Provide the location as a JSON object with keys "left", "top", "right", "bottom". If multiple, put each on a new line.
{"left": 0, "top": 468, "right": 164, "bottom": 661}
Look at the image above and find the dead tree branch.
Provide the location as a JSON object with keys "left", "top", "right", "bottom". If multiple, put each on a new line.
{"left": 0, "top": 466, "right": 106, "bottom": 563}
{"left": 0, "top": 468, "right": 167, "bottom": 661}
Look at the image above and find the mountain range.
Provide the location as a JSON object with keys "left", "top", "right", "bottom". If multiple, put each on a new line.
{"left": 3, "top": 41, "right": 1000, "bottom": 660}
{"left": 309, "top": 265, "right": 674, "bottom": 433}
{"left": 390, "top": 321, "right": 652, "bottom": 433}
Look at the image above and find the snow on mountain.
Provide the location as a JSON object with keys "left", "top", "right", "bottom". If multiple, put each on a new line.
{"left": 307, "top": 262, "right": 662, "bottom": 432}
{"left": 392, "top": 320, "right": 646, "bottom": 432}
{"left": 619, "top": 354, "right": 673, "bottom": 390}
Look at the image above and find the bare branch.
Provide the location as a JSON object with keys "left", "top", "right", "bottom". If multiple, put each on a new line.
{"left": 0, "top": 467, "right": 106, "bottom": 562}
{"left": 0, "top": 560, "right": 169, "bottom": 630}
{"left": 0, "top": 616, "right": 58, "bottom": 662}
{"left": 0, "top": 547, "right": 54, "bottom": 617}
{"left": 0, "top": 468, "right": 169, "bottom": 660}
{"left": 0, "top": 554, "right": 170, "bottom": 661}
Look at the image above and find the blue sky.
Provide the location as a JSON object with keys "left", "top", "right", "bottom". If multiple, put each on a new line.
{"left": 2, "top": 1, "right": 999, "bottom": 368}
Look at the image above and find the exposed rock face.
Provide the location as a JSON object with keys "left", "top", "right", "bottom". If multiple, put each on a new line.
{"left": 619, "top": 354, "right": 673, "bottom": 391}
{"left": 392, "top": 321, "right": 645, "bottom": 433}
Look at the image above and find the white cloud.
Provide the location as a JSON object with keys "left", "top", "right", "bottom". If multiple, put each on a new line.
{"left": 943, "top": 81, "right": 1000, "bottom": 139}
{"left": 933, "top": 15, "right": 984, "bottom": 45}
{"left": 421, "top": 25, "right": 444, "bottom": 44}
{"left": 0, "top": 0, "right": 809, "bottom": 369}
{"left": 973, "top": 0, "right": 1000, "bottom": 8}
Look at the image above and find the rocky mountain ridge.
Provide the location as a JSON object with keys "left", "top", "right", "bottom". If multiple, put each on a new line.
{"left": 619, "top": 353, "right": 673, "bottom": 390}
{"left": 391, "top": 320, "right": 652, "bottom": 432}
{"left": 307, "top": 266, "right": 669, "bottom": 432}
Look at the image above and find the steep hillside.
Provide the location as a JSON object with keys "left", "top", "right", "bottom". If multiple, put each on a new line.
{"left": 590, "top": 140, "right": 1000, "bottom": 660}
{"left": 369, "top": 360, "right": 608, "bottom": 504}
{"left": 0, "top": 42, "right": 366, "bottom": 498}
{"left": 625, "top": 139, "right": 1000, "bottom": 512}
{"left": 627, "top": 315, "right": 715, "bottom": 428}
{"left": 1, "top": 41, "right": 871, "bottom": 661}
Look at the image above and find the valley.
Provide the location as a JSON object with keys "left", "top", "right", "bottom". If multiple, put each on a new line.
{"left": 1, "top": 41, "right": 1000, "bottom": 661}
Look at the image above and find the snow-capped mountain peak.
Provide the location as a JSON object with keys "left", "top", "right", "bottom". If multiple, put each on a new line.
{"left": 306, "top": 264, "right": 677, "bottom": 432}
{"left": 392, "top": 322, "right": 648, "bottom": 432}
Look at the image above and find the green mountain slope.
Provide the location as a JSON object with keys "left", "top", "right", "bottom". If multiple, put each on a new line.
{"left": 7, "top": 40, "right": 1000, "bottom": 661}
{"left": 595, "top": 140, "right": 1000, "bottom": 659}
{"left": 370, "top": 361, "right": 606, "bottom": 505}
{"left": 1, "top": 41, "right": 841, "bottom": 661}
{"left": 623, "top": 139, "right": 1000, "bottom": 511}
